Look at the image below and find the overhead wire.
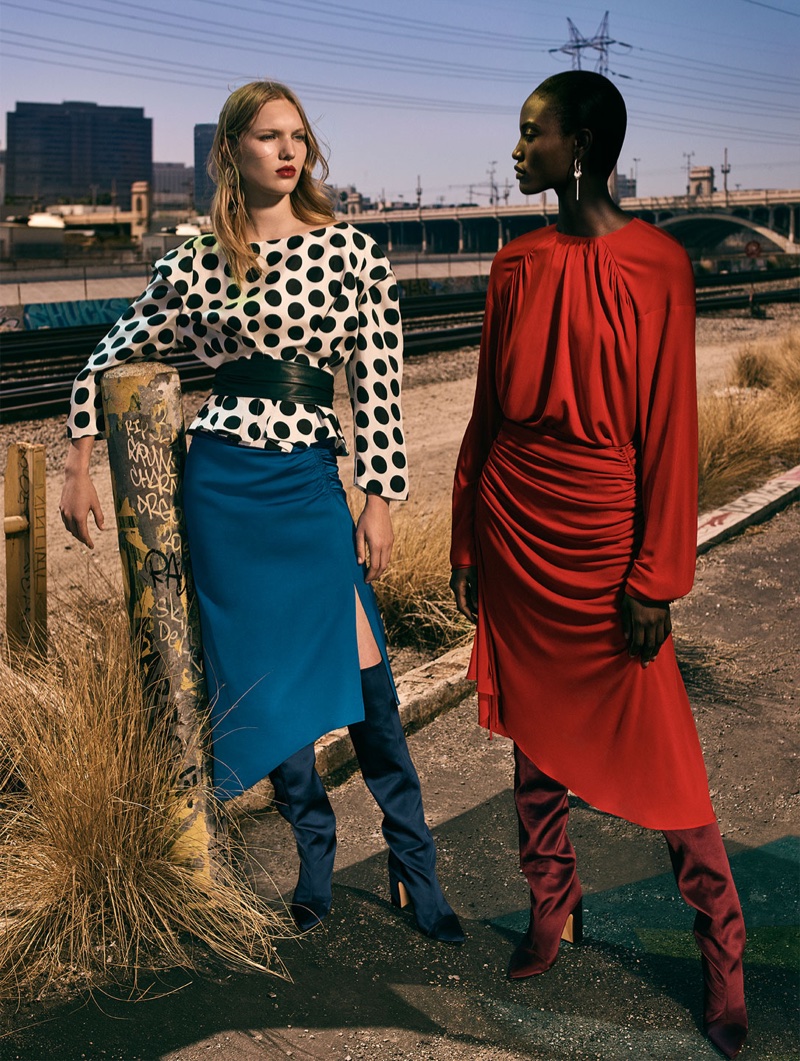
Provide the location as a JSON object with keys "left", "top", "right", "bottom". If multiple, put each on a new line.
{"left": 188, "top": 0, "right": 562, "bottom": 49}
{"left": 2, "top": 0, "right": 548, "bottom": 82}
{"left": 739, "top": 0, "right": 800, "bottom": 16}
{"left": 1, "top": 0, "right": 797, "bottom": 161}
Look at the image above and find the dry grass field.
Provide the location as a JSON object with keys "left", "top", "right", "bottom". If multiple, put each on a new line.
{"left": 0, "top": 601, "right": 289, "bottom": 1001}
{"left": 698, "top": 330, "right": 800, "bottom": 509}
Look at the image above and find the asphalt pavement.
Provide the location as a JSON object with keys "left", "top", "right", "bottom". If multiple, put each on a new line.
{"left": 2, "top": 505, "right": 798, "bottom": 1061}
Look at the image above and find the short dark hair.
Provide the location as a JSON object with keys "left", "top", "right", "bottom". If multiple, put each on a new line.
{"left": 533, "top": 71, "right": 627, "bottom": 178}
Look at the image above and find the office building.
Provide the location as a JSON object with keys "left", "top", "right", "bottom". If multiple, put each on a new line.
{"left": 194, "top": 124, "right": 216, "bottom": 215}
{"left": 153, "top": 162, "right": 194, "bottom": 208}
{"left": 5, "top": 100, "right": 151, "bottom": 210}
{"left": 617, "top": 173, "right": 637, "bottom": 198}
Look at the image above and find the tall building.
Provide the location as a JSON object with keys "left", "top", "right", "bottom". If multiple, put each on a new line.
{"left": 5, "top": 101, "right": 152, "bottom": 210}
{"left": 616, "top": 173, "right": 637, "bottom": 198}
{"left": 194, "top": 124, "right": 216, "bottom": 215}
{"left": 153, "top": 162, "right": 194, "bottom": 208}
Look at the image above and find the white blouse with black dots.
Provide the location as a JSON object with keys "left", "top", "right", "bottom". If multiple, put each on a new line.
{"left": 67, "top": 222, "right": 409, "bottom": 500}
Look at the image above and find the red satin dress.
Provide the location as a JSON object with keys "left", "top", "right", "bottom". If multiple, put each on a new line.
{"left": 451, "top": 219, "right": 716, "bottom": 830}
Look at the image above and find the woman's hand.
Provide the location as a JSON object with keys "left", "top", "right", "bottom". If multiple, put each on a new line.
{"left": 355, "top": 493, "right": 393, "bottom": 583}
{"left": 621, "top": 592, "right": 671, "bottom": 668}
{"left": 450, "top": 565, "right": 478, "bottom": 624}
{"left": 60, "top": 438, "right": 105, "bottom": 549}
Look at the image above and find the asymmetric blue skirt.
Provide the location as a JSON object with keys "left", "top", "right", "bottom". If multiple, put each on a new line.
{"left": 183, "top": 433, "right": 395, "bottom": 800}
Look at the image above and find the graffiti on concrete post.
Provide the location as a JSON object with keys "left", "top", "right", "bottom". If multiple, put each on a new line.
{"left": 101, "top": 363, "right": 218, "bottom": 873}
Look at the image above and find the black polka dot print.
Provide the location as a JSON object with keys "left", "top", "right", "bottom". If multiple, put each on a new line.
{"left": 66, "top": 223, "right": 408, "bottom": 500}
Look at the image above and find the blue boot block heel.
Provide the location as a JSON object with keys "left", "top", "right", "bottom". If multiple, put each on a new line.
{"left": 351, "top": 663, "right": 464, "bottom": 945}
{"left": 388, "top": 862, "right": 465, "bottom": 944}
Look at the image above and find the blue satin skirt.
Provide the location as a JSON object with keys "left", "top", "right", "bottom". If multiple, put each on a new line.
{"left": 183, "top": 433, "right": 395, "bottom": 800}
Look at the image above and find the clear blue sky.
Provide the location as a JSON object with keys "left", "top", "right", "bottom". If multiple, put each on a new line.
{"left": 1, "top": 0, "right": 798, "bottom": 203}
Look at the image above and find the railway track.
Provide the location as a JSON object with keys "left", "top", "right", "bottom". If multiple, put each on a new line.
{"left": 2, "top": 282, "right": 797, "bottom": 424}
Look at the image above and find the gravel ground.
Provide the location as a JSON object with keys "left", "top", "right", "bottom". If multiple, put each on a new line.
{"left": 2, "top": 504, "right": 797, "bottom": 1060}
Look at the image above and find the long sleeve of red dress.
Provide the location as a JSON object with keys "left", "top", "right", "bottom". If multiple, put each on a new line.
{"left": 624, "top": 262, "right": 697, "bottom": 602}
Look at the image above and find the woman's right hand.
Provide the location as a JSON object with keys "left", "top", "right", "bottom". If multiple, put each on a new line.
{"left": 60, "top": 439, "right": 105, "bottom": 549}
{"left": 450, "top": 565, "right": 479, "bottom": 624}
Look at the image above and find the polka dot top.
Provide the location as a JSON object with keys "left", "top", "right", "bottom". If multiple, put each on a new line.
{"left": 67, "top": 222, "right": 409, "bottom": 500}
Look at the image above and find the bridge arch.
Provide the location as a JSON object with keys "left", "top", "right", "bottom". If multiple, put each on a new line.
{"left": 657, "top": 213, "right": 795, "bottom": 254}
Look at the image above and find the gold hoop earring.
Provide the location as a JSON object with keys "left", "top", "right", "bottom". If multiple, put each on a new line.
{"left": 573, "top": 159, "right": 582, "bottom": 202}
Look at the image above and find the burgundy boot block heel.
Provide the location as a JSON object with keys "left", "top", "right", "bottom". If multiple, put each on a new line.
{"left": 508, "top": 892, "right": 583, "bottom": 979}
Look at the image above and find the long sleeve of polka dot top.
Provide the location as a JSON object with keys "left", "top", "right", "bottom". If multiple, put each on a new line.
{"left": 66, "top": 222, "right": 409, "bottom": 500}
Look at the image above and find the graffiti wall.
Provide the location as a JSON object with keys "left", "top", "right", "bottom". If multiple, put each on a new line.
{"left": 23, "top": 297, "right": 132, "bottom": 330}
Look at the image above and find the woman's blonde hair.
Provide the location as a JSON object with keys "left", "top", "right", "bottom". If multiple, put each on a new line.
{"left": 208, "top": 81, "right": 335, "bottom": 285}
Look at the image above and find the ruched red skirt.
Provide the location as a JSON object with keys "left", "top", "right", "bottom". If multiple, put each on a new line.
{"left": 469, "top": 422, "right": 715, "bottom": 830}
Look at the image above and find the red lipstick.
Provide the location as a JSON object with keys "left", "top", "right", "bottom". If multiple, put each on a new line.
{"left": 276, "top": 166, "right": 296, "bottom": 178}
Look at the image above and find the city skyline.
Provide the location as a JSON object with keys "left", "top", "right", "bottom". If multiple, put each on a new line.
{"left": 1, "top": 0, "right": 798, "bottom": 205}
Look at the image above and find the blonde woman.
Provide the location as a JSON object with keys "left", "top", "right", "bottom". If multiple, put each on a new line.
{"left": 60, "top": 81, "right": 463, "bottom": 944}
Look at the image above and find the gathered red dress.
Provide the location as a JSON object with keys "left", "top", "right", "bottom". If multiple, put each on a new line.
{"left": 451, "top": 219, "right": 716, "bottom": 831}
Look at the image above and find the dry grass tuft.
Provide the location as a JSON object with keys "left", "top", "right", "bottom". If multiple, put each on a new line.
{"left": 350, "top": 496, "right": 471, "bottom": 651}
{"left": 698, "top": 330, "right": 800, "bottom": 510}
{"left": 732, "top": 330, "right": 800, "bottom": 395}
{"left": 0, "top": 599, "right": 289, "bottom": 1002}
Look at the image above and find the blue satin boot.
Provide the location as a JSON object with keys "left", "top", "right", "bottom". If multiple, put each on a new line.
{"left": 348, "top": 662, "right": 464, "bottom": 944}
{"left": 269, "top": 742, "right": 337, "bottom": 932}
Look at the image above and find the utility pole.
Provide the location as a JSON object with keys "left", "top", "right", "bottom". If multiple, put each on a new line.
{"left": 416, "top": 175, "right": 422, "bottom": 209}
{"left": 487, "top": 162, "right": 497, "bottom": 206}
{"left": 721, "top": 148, "right": 731, "bottom": 206}
{"left": 683, "top": 151, "right": 695, "bottom": 196}
{"left": 633, "top": 157, "right": 640, "bottom": 195}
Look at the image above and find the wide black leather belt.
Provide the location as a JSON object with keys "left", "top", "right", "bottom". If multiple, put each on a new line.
{"left": 212, "top": 358, "right": 334, "bottom": 406}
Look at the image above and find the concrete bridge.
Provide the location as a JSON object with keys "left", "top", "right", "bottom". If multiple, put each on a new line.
{"left": 348, "top": 188, "right": 800, "bottom": 258}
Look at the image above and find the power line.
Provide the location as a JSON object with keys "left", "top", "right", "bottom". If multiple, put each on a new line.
{"left": 6, "top": 0, "right": 544, "bottom": 83}
{"left": 0, "top": 49, "right": 512, "bottom": 114}
{"left": 740, "top": 0, "right": 800, "bottom": 16}
{"left": 3, "top": 43, "right": 795, "bottom": 149}
{"left": 190, "top": 0, "right": 562, "bottom": 50}
{"left": 0, "top": 30, "right": 509, "bottom": 110}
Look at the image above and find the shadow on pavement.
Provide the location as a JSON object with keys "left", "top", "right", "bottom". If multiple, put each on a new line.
{"left": 3, "top": 784, "right": 797, "bottom": 1061}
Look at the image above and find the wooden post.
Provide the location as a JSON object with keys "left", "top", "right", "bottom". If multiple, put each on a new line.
{"left": 4, "top": 442, "right": 47, "bottom": 656}
{"left": 100, "top": 362, "right": 218, "bottom": 871}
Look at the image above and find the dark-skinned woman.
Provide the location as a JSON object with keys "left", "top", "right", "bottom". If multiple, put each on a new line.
{"left": 450, "top": 71, "right": 746, "bottom": 1058}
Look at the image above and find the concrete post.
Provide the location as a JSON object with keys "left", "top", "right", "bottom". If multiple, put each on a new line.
{"left": 100, "top": 362, "right": 218, "bottom": 872}
{"left": 4, "top": 442, "right": 47, "bottom": 656}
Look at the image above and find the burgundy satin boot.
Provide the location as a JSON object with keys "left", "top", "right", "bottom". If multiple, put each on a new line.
{"left": 508, "top": 744, "right": 583, "bottom": 979}
{"left": 663, "top": 824, "right": 748, "bottom": 1059}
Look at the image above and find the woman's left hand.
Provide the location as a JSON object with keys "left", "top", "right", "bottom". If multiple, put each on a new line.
{"left": 622, "top": 592, "right": 672, "bottom": 668}
{"left": 356, "top": 493, "right": 394, "bottom": 583}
